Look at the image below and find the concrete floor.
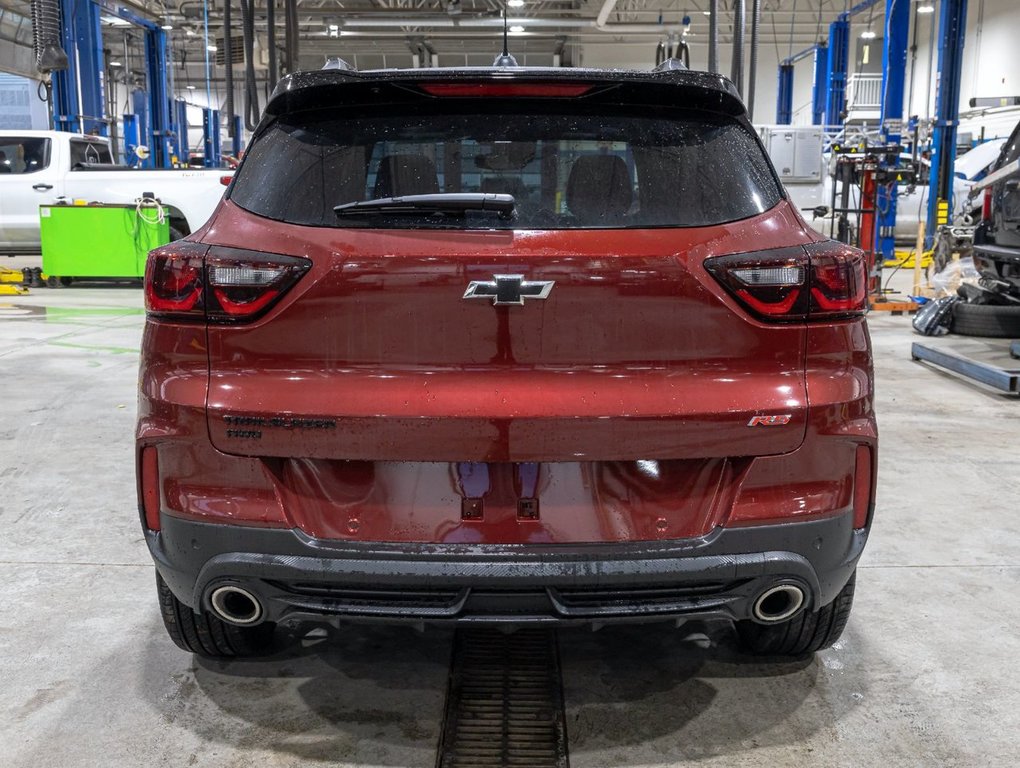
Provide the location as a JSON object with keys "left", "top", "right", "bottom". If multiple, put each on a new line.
{"left": 2, "top": 268, "right": 1019, "bottom": 767}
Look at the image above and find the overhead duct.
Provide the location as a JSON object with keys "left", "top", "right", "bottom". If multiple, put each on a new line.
{"left": 239, "top": 0, "right": 260, "bottom": 130}
{"left": 30, "top": 0, "right": 69, "bottom": 73}
{"left": 708, "top": 0, "right": 719, "bottom": 74}
{"left": 747, "top": 0, "right": 761, "bottom": 120}
{"left": 224, "top": 0, "right": 234, "bottom": 137}
{"left": 266, "top": 0, "right": 278, "bottom": 86}
{"left": 730, "top": 0, "right": 746, "bottom": 97}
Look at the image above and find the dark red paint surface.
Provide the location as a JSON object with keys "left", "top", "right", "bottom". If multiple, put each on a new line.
{"left": 136, "top": 199, "right": 877, "bottom": 544}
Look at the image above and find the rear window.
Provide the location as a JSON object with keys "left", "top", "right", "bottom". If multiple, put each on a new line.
{"left": 69, "top": 138, "right": 114, "bottom": 167}
{"left": 230, "top": 107, "right": 782, "bottom": 229}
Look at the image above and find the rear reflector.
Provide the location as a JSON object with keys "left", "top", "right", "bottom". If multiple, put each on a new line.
{"left": 853, "top": 444, "right": 874, "bottom": 529}
{"left": 140, "top": 446, "right": 161, "bottom": 531}
{"left": 145, "top": 242, "right": 311, "bottom": 323}
{"left": 705, "top": 241, "right": 867, "bottom": 322}
{"left": 418, "top": 82, "right": 594, "bottom": 98}
{"left": 220, "top": 175, "right": 233, "bottom": 186}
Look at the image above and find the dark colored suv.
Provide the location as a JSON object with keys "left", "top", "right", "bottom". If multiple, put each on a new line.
{"left": 138, "top": 64, "right": 876, "bottom": 660}
{"left": 974, "top": 120, "right": 1020, "bottom": 298}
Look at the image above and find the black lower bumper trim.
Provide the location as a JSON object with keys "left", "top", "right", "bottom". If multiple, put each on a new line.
{"left": 147, "top": 511, "right": 866, "bottom": 627}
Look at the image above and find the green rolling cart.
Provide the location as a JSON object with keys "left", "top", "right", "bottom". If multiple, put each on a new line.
{"left": 39, "top": 203, "right": 170, "bottom": 286}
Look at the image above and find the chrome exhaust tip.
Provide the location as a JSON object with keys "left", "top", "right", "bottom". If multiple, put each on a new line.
{"left": 752, "top": 583, "right": 806, "bottom": 623}
{"left": 209, "top": 585, "right": 263, "bottom": 625}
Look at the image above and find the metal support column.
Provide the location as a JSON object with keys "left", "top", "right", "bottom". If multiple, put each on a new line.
{"left": 876, "top": 0, "right": 911, "bottom": 264}
{"left": 203, "top": 108, "right": 221, "bottom": 168}
{"left": 52, "top": 0, "right": 107, "bottom": 134}
{"left": 812, "top": 43, "right": 828, "bottom": 125}
{"left": 824, "top": 18, "right": 850, "bottom": 126}
{"left": 776, "top": 63, "right": 794, "bottom": 124}
{"left": 926, "top": 0, "right": 970, "bottom": 247}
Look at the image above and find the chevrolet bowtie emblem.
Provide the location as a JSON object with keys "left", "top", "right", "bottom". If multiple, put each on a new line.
{"left": 462, "top": 274, "right": 555, "bottom": 306}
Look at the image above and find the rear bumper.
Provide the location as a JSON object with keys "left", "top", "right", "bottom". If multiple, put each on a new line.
{"left": 148, "top": 510, "right": 867, "bottom": 627}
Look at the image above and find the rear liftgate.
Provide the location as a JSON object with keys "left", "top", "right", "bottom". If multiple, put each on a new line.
{"left": 437, "top": 628, "right": 569, "bottom": 768}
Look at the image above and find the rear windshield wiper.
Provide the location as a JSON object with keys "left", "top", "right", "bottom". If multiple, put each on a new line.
{"left": 334, "top": 193, "right": 515, "bottom": 219}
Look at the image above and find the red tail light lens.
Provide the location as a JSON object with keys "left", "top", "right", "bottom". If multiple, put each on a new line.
{"left": 145, "top": 243, "right": 310, "bottom": 323}
{"left": 144, "top": 241, "right": 207, "bottom": 315}
{"left": 808, "top": 241, "right": 868, "bottom": 315}
{"left": 982, "top": 188, "right": 993, "bottom": 222}
{"left": 705, "top": 241, "right": 867, "bottom": 322}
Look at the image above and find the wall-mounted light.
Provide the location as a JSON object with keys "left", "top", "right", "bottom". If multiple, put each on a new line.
{"left": 206, "top": 44, "right": 218, "bottom": 52}
{"left": 860, "top": 29, "right": 877, "bottom": 39}
{"left": 917, "top": 3, "right": 935, "bottom": 13}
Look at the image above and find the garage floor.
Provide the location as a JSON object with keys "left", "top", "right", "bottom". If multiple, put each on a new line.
{"left": 2, "top": 275, "right": 1019, "bottom": 767}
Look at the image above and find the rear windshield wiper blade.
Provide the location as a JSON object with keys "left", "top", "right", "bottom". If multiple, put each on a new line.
{"left": 334, "top": 193, "right": 515, "bottom": 219}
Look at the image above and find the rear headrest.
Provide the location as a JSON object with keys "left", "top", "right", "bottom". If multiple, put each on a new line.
{"left": 373, "top": 154, "right": 440, "bottom": 198}
{"left": 566, "top": 155, "right": 632, "bottom": 224}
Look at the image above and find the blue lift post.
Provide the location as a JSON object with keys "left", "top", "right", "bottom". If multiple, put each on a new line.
{"left": 52, "top": 1, "right": 180, "bottom": 167}
{"left": 776, "top": 45, "right": 818, "bottom": 125}
{"left": 777, "top": 63, "right": 794, "bottom": 124}
{"left": 232, "top": 115, "right": 243, "bottom": 158}
{"left": 876, "top": 0, "right": 911, "bottom": 266}
{"left": 122, "top": 112, "right": 139, "bottom": 164}
{"left": 822, "top": 0, "right": 884, "bottom": 128}
{"left": 926, "top": 0, "right": 970, "bottom": 248}
{"left": 52, "top": 0, "right": 107, "bottom": 134}
{"left": 823, "top": 18, "right": 850, "bottom": 126}
{"left": 203, "top": 109, "right": 221, "bottom": 168}
{"left": 128, "top": 88, "right": 150, "bottom": 167}
{"left": 812, "top": 44, "right": 828, "bottom": 125}
{"left": 174, "top": 99, "right": 189, "bottom": 165}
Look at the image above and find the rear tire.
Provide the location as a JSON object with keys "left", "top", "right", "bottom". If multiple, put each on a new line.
{"left": 736, "top": 571, "right": 856, "bottom": 657}
{"left": 156, "top": 572, "right": 275, "bottom": 659}
{"left": 949, "top": 302, "right": 1020, "bottom": 338}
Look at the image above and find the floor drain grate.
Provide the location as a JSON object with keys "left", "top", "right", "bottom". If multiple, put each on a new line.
{"left": 436, "top": 627, "right": 569, "bottom": 768}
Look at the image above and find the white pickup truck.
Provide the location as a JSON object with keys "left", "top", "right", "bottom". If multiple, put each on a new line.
{"left": 0, "top": 130, "right": 232, "bottom": 255}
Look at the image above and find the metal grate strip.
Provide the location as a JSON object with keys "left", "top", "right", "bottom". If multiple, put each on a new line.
{"left": 436, "top": 628, "right": 569, "bottom": 768}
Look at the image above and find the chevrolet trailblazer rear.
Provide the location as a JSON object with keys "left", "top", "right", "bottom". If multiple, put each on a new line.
{"left": 137, "top": 65, "right": 876, "bottom": 660}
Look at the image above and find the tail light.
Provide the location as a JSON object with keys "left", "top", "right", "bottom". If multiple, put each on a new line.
{"left": 982, "top": 188, "right": 993, "bottom": 223}
{"left": 705, "top": 241, "right": 867, "bottom": 322}
{"left": 145, "top": 242, "right": 310, "bottom": 323}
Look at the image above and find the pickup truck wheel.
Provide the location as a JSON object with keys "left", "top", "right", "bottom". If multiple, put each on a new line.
{"left": 155, "top": 572, "right": 275, "bottom": 659}
{"left": 949, "top": 302, "right": 1020, "bottom": 338}
{"left": 736, "top": 572, "right": 856, "bottom": 657}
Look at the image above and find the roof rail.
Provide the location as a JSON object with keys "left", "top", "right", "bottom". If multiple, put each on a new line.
{"left": 652, "top": 58, "right": 688, "bottom": 72}
{"left": 322, "top": 57, "right": 356, "bottom": 71}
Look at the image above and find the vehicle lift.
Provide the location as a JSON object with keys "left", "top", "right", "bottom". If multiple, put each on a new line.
{"left": 908, "top": 0, "right": 1020, "bottom": 393}
{"left": 51, "top": 0, "right": 182, "bottom": 169}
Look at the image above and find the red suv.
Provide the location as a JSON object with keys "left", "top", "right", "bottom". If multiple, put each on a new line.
{"left": 138, "top": 64, "right": 876, "bottom": 660}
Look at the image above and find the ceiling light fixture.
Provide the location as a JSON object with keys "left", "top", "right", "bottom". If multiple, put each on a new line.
{"left": 186, "top": 85, "right": 196, "bottom": 90}
{"left": 327, "top": 23, "right": 340, "bottom": 37}
{"left": 916, "top": 3, "right": 935, "bottom": 13}
{"left": 109, "top": 60, "right": 123, "bottom": 67}
{"left": 206, "top": 44, "right": 218, "bottom": 52}
{"left": 509, "top": 24, "right": 525, "bottom": 34}
{"left": 860, "top": 29, "right": 876, "bottom": 39}
{"left": 508, "top": 0, "right": 525, "bottom": 7}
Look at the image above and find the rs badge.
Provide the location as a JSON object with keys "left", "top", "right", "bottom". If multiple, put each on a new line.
{"left": 747, "top": 415, "right": 793, "bottom": 427}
